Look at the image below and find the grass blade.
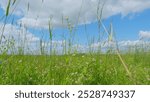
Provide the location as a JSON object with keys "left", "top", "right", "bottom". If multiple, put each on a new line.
{"left": 12, "top": 0, "right": 17, "bottom": 5}
{"left": 27, "top": 2, "right": 30, "bottom": 11}
{"left": 108, "top": 23, "right": 113, "bottom": 42}
{"left": 48, "top": 20, "right": 53, "bottom": 41}
{"left": 6, "top": 0, "right": 11, "bottom": 16}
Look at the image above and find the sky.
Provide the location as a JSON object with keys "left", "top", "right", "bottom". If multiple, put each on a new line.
{"left": 0, "top": 0, "right": 150, "bottom": 54}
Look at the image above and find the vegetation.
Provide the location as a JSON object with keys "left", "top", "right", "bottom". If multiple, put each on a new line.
{"left": 0, "top": 0, "right": 150, "bottom": 85}
{"left": 0, "top": 53, "right": 150, "bottom": 85}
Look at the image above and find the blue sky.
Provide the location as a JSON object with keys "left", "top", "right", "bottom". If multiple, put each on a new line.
{"left": 0, "top": 0, "right": 150, "bottom": 53}
{"left": 51, "top": 9, "right": 150, "bottom": 45}
{"left": 108, "top": 9, "right": 150, "bottom": 41}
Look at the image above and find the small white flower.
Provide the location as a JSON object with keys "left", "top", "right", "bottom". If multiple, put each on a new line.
{"left": 19, "top": 60, "right": 22, "bottom": 63}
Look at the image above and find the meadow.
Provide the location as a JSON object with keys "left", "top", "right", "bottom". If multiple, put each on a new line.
{"left": 0, "top": 52, "right": 150, "bottom": 85}
{"left": 0, "top": 0, "right": 150, "bottom": 85}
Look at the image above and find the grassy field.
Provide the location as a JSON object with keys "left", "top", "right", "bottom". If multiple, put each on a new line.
{"left": 0, "top": 52, "right": 150, "bottom": 85}
{"left": 0, "top": 0, "right": 150, "bottom": 85}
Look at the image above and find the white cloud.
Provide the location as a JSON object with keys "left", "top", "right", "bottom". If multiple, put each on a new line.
{"left": 90, "top": 41, "right": 116, "bottom": 48}
{"left": 41, "top": 40, "right": 66, "bottom": 47}
{"left": 0, "top": 23, "right": 40, "bottom": 43}
{"left": 0, "top": 0, "right": 150, "bottom": 28}
{"left": 118, "top": 40, "right": 149, "bottom": 47}
{"left": 0, "top": 23, "right": 40, "bottom": 54}
{"left": 72, "top": 44, "right": 87, "bottom": 53}
{"left": 139, "top": 31, "right": 150, "bottom": 39}
{"left": 89, "top": 40, "right": 150, "bottom": 50}
{"left": 0, "top": 23, "right": 68, "bottom": 54}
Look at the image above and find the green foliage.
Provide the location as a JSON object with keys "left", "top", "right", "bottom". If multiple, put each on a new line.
{"left": 0, "top": 53, "right": 149, "bottom": 85}
{"left": 48, "top": 20, "right": 53, "bottom": 41}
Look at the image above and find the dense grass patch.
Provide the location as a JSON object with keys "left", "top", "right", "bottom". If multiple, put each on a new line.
{"left": 0, "top": 53, "right": 149, "bottom": 85}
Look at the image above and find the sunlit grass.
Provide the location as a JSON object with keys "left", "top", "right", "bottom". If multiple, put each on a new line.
{"left": 0, "top": 53, "right": 149, "bottom": 85}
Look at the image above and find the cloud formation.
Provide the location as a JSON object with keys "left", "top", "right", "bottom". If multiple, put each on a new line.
{"left": 0, "top": 23, "right": 40, "bottom": 53}
{"left": 0, "top": 0, "right": 150, "bottom": 28}
{"left": 89, "top": 40, "right": 150, "bottom": 52}
{"left": 0, "top": 23, "right": 39, "bottom": 43}
{"left": 0, "top": 23, "right": 67, "bottom": 54}
{"left": 139, "top": 31, "right": 150, "bottom": 39}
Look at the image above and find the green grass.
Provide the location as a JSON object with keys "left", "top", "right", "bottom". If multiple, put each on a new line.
{"left": 0, "top": 53, "right": 150, "bottom": 85}
{"left": 0, "top": 0, "right": 150, "bottom": 85}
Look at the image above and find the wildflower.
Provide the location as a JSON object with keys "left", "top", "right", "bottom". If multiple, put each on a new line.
{"left": 19, "top": 60, "right": 22, "bottom": 63}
